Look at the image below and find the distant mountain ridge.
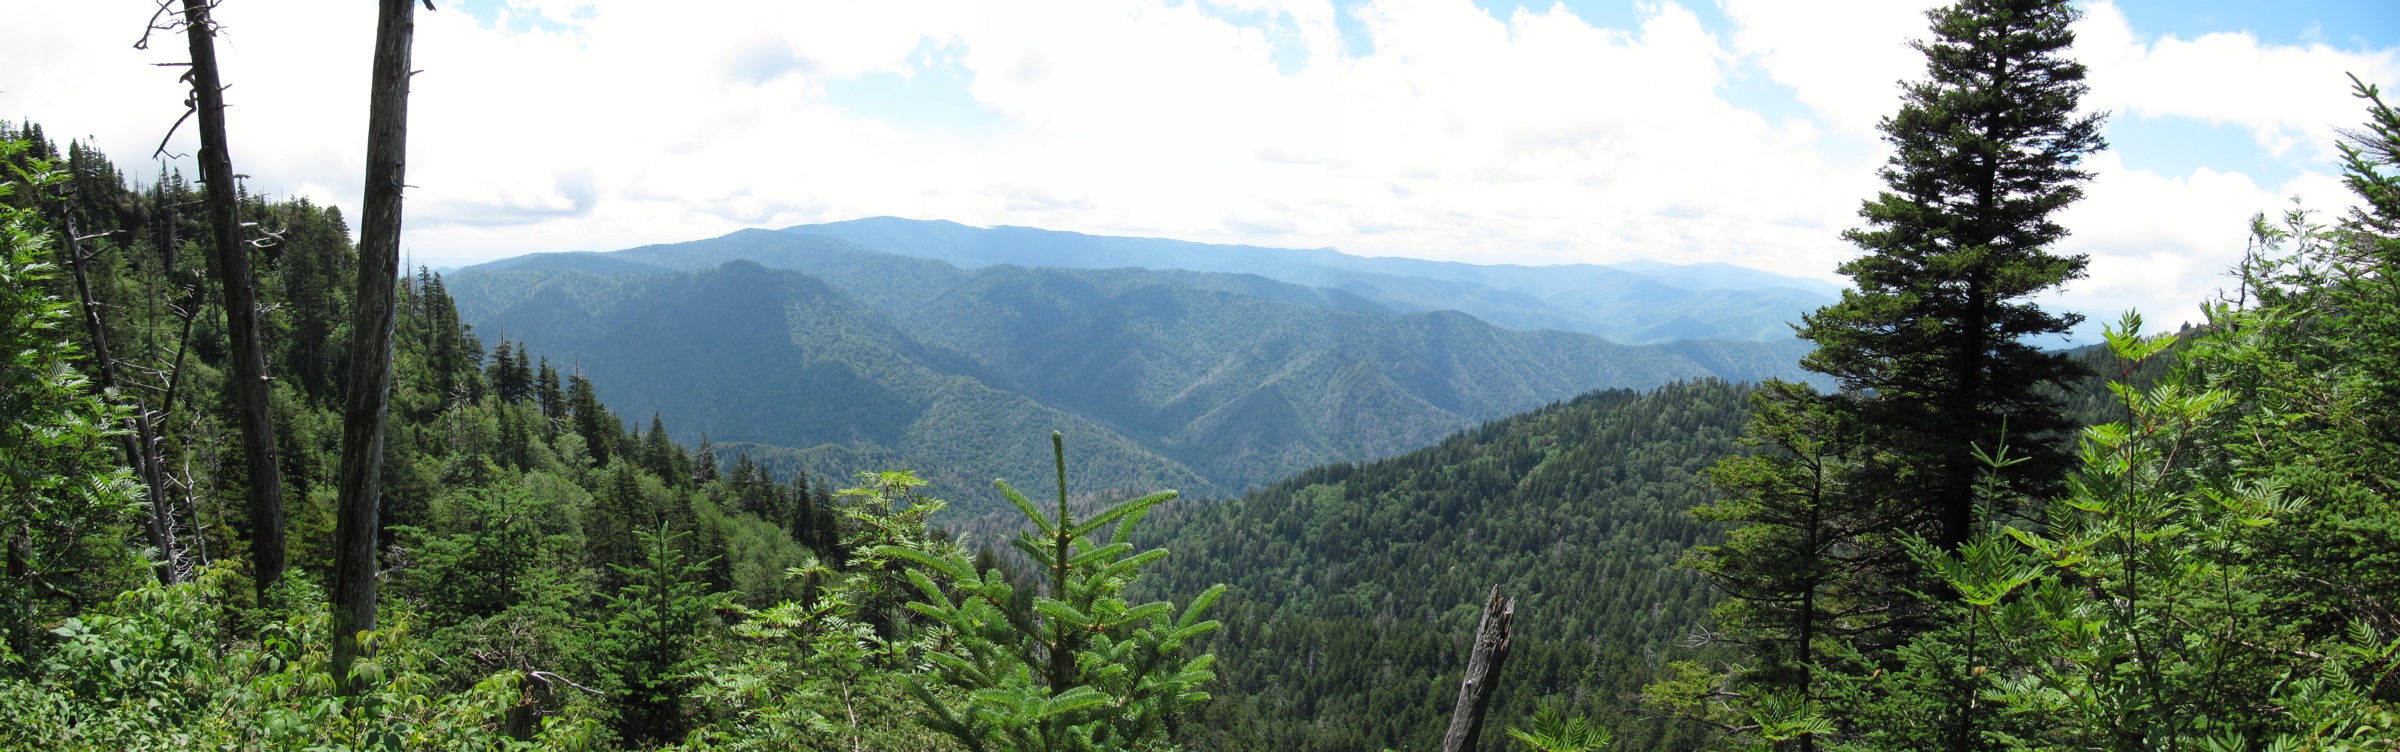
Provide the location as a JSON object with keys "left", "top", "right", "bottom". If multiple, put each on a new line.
{"left": 774, "top": 217, "right": 1839, "bottom": 344}
{"left": 449, "top": 230, "right": 1823, "bottom": 513}
{"left": 466, "top": 216, "right": 1840, "bottom": 344}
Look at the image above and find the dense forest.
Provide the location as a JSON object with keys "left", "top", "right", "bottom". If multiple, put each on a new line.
{"left": 440, "top": 231, "right": 1820, "bottom": 509}
{"left": 4, "top": 0, "right": 2398, "bottom": 750}
{"left": 1140, "top": 382, "right": 1750, "bottom": 752}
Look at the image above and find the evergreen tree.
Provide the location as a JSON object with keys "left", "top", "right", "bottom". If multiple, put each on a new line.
{"left": 412, "top": 270, "right": 482, "bottom": 406}
{"left": 788, "top": 471, "right": 815, "bottom": 549}
{"left": 588, "top": 462, "right": 653, "bottom": 591}
{"left": 488, "top": 338, "right": 534, "bottom": 404}
{"left": 811, "top": 476, "right": 841, "bottom": 556}
{"left": 691, "top": 435, "right": 716, "bottom": 485}
{"left": 885, "top": 433, "right": 1223, "bottom": 751}
{"left": 2218, "top": 76, "right": 2400, "bottom": 644}
{"left": 641, "top": 413, "right": 677, "bottom": 484}
{"left": 568, "top": 369, "right": 614, "bottom": 466}
{"left": 535, "top": 357, "right": 565, "bottom": 429}
{"left": 1797, "top": 0, "right": 2103, "bottom": 552}
{"left": 595, "top": 525, "right": 726, "bottom": 747}
{"left": 1684, "top": 382, "right": 1915, "bottom": 693}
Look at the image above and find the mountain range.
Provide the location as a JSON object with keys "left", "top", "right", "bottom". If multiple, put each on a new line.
{"left": 450, "top": 220, "right": 1831, "bottom": 513}
{"left": 470, "top": 217, "right": 1841, "bottom": 345}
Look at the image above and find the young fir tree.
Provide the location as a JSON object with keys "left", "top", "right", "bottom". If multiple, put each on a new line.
{"left": 1798, "top": 0, "right": 2103, "bottom": 552}
{"left": 884, "top": 433, "right": 1223, "bottom": 751}
{"left": 595, "top": 524, "right": 728, "bottom": 748}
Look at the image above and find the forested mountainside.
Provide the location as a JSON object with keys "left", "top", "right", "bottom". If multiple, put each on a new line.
{"left": 468, "top": 217, "right": 1837, "bottom": 344}
{"left": 447, "top": 251, "right": 1816, "bottom": 513}
{"left": 1139, "top": 381, "right": 1751, "bottom": 752}
{"left": 449, "top": 260, "right": 1211, "bottom": 518}
{"left": 0, "top": 125, "right": 894, "bottom": 747}
{"left": 9, "top": 1, "right": 2400, "bottom": 750}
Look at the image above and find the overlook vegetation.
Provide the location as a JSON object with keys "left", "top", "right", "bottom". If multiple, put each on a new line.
{"left": 3, "top": 0, "right": 2398, "bottom": 750}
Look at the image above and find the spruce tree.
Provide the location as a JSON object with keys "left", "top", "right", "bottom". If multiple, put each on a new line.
{"left": 1686, "top": 382, "right": 1915, "bottom": 688}
{"left": 567, "top": 370, "right": 612, "bottom": 466}
{"left": 1799, "top": 0, "right": 2103, "bottom": 551}
{"left": 535, "top": 357, "right": 565, "bottom": 427}
{"left": 595, "top": 524, "right": 726, "bottom": 747}
{"left": 642, "top": 413, "right": 676, "bottom": 482}
{"left": 486, "top": 338, "right": 533, "bottom": 403}
{"left": 691, "top": 434, "right": 717, "bottom": 485}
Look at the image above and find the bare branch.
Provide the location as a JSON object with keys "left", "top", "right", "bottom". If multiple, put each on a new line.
{"left": 152, "top": 105, "right": 197, "bottom": 160}
{"left": 528, "top": 671, "right": 602, "bottom": 696}
{"left": 134, "top": 0, "right": 185, "bottom": 50}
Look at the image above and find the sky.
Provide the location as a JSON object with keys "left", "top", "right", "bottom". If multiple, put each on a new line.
{"left": 3, "top": 0, "right": 2396, "bottom": 338}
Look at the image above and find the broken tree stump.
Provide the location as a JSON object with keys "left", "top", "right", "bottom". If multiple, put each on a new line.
{"left": 1442, "top": 584, "right": 1517, "bottom": 752}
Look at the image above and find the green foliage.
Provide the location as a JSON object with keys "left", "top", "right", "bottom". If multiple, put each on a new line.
{"left": 0, "top": 139, "right": 144, "bottom": 663}
{"left": 885, "top": 432, "right": 1222, "bottom": 752}
{"left": 445, "top": 251, "right": 1825, "bottom": 517}
{"left": 596, "top": 525, "right": 731, "bottom": 747}
{"left": 1508, "top": 700, "right": 1616, "bottom": 752}
{"left": 2192, "top": 84, "right": 2400, "bottom": 651}
{"left": 6, "top": 40, "right": 2397, "bottom": 752}
{"left": 391, "top": 476, "right": 592, "bottom": 689}
{"left": 1808, "top": 313, "right": 2400, "bottom": 750}
{"left": 0, "top": 567, "right": 608, "bottom": 750}
{"left": 1797, "top": 0, "right": 2099, "bottom": 555}
{"left": 0, "top": 123, "right": 877, "bottom": 749}
{"left": 682, "top": 470, "right": 961, "bottom": 752}
{"left": 1142, "top": 382, "right": 1752, "bottom": 752}
{"left": 1666, "top": 1, "right": 2116, "bottom": 744}
{"left": 1648, "top": 71, "right": 2400, "bottom": 752}
{"left": 1683, "top": 380, "right": 1911, "bottom": 691}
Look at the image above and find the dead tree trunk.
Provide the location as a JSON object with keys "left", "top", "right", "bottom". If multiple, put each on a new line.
{"left": 6, "top": 525, "right": 31, "bottom": 660}
{"left": 1442, "top": 585, "right": 1517, "bottom": 752}
{"left": 179, "top": 0, "right": 285, "bottom": 596}
{"left": 332, "top": 0, "right": 423, "bottom": 695}
{"left": 58, "top": 211, "right": 178, "bottom": 584}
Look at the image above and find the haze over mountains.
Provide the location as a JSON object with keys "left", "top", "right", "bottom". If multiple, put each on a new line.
{"left": 475, "top": 217, "right": 1841, "bottom": 344}
{"left": 450, "top": 219, "right": 1833, "bottom": 511}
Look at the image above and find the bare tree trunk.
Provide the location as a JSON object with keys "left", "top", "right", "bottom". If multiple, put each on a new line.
{"left": 1442, "top": 585, "right": 1516, "bottom": 752}
{"left": 6, "top": 525, "right": 31, "bottom": 660}
{"left": 331, "top": 0, "right": 422, "bottom": 695}
{"left": 179, "top": 0, "right": 284, "bottom": 596}
{"left": 503, "top": 676, "right": 539, "bottom": 742}
{"left": 58, "top": 212, "right": 177, "bottom": 584}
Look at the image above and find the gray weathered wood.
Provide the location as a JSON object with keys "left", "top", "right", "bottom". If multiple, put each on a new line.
{"left": 1442, "top": 584, "right": 1517, "bottom": 752}
{"left": 331, "top": 0, "right": 422, "bottom": 694}
{"left": 59, "top": 211, "right": 176, "bottom": 583}
{"left": 179, "top": 0, "right": 285, "bottom": 595}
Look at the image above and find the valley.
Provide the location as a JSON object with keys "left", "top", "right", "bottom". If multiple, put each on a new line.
{"left": 449, "top": 224, "right": 1823, "bottom": 514}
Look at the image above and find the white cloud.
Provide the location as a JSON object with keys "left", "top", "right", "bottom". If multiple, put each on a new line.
{"left": 2078, "top": 1, "right": 2400, "bottom": 162}
{"left": 2047, "top": 154, "right": 2355, "bottom": 335}
{"left": 0, "top": 0, "right": 2389, "bottom": 340}
{"left": 1720, "top": 0, "right": 1940, "bottom": 137}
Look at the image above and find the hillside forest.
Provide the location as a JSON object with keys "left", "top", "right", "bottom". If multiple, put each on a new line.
{"left": 4, "top": 1, "right": 2399, "bottom": 751}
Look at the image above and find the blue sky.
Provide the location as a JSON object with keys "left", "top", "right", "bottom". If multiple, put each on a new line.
{"left": 4, "top": 0, "right": 2396, "bottom": 337}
